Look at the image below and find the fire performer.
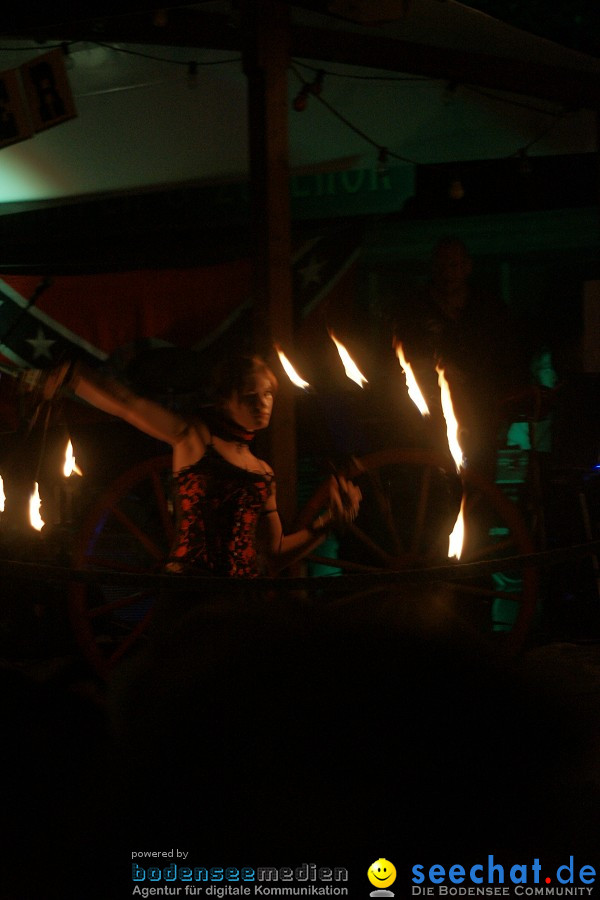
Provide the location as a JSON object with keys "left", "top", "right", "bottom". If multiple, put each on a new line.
{"left": 29, "top": 353, "right": 361, "bottom": 577}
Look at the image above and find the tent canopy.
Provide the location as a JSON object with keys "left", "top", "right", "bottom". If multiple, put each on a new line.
{"left": 0, "top": 0, "right": 598, "bottom": 207}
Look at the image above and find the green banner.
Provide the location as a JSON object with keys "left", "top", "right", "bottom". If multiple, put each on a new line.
{"left": 204, "top": 164, "right": 415, "bottom": 224}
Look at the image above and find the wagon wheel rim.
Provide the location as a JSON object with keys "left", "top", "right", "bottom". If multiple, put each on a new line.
{"left": 68, "top": 454, "right": 172, "bottom": 678}
{"left": 296, "top": 448, "right": 538, "bottom": 653}
{"left": 69, "top": 446, "right": 538, "bottom": 678}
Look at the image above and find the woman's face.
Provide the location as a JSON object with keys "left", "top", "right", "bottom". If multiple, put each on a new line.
{"left": 222, "top": 373, "right": 275, "bottom": 432}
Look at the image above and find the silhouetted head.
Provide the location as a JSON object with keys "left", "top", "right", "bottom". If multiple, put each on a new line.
{"left": 432, "top": 237, "right": 472, "bottom": 292}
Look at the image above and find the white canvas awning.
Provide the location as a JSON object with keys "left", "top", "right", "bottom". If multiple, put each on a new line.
{"left": 0, "top": 0, "right": 597, "bottom": 205}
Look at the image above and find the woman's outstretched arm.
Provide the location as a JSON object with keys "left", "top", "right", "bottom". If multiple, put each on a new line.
{"left": 40, "top": 362, "right": 207, "bottom": 467}
{"left": 71, "top": 366, "right": 188, "bottom": 445}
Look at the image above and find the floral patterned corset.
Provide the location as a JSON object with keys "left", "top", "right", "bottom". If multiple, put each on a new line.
{"left": 165, "top": 444, "right": 272, "bottom": 577}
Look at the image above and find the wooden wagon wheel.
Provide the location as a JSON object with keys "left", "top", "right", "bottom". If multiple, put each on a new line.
{"left": 295, "top": 448, "right": 539, "bottom": 652}
{"left": 69, "top": 447, "right": 538, "bottom": 678}
{"left": 68, "top": 454, "right": 173, "bottom": 679}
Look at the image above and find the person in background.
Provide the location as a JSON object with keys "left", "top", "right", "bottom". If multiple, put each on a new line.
{"left": 394, "top": 236, "right": 529, "bottom": 478}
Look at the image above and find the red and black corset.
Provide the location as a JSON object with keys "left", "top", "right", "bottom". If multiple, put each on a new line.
{"left": 166, "top": 444, "right": 272, "bottom": 577}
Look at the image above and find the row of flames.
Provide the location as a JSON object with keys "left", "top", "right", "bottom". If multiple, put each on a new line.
{"left": 3, "top": 337, "right": 465, "bottom": 556}
{"left": 277, "top": 333, "right": 467, "bottom": 560}
{"left": 0, "top": 440, "right": 82, "bottom": 532}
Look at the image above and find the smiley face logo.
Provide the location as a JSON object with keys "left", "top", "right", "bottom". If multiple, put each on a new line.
{"left": 368, "top": 858, "right": 397, "bottom": 889}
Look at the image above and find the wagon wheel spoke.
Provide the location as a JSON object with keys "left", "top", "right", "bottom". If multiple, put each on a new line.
{"left": 345, "top": 521, "right": 396, "bottom": 566}
{"left": 69, "top": 454, "right": 172, "bottom": 679}
{"left": 107, "top": 613, "right": 154, "bottom": 667}
{"left": 88, "top": 589, "right": 157, "bottom": 619}
{"left": 327, "top": 585, "right": 393, "bottom": 607}
{"left": 464, "top": 535, "right": 518, "bottom": 561}
{"left": 406, "top": 463, "right": 429, "bottom": 554}
{"left": 306, "top": 553, "right": 385, "bottom": 573}
{"left": 297, "top": 448, "right": 538, "bottom": 653}
{"left": 82, "top": 556, "right": 156, "bottom": 573}
{"left": 443, "top": 581, "right": 523, "bottom": 602}
{"left": 108, "top": 502, "right": 166, "bottom": 561}
{"left": 364, "top": 469, "right": 404, "bottom": 556}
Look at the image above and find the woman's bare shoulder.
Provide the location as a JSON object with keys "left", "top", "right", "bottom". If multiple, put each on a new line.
{"left": 256, "top": 457, "right": 275, "bottom": 478}
{"left": 171, "top": 415, "right": 211, "bottom": 469}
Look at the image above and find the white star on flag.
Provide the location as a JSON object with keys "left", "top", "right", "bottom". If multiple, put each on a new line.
{"left": 26, "top": 327, "right": 56, "bottom": 360}
{"left": 297, "top": 256, "right": 326, "bottom": 287}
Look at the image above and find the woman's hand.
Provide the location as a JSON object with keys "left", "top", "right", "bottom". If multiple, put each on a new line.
{"left": 19, "top": 361, "right": 74, "bottom": 400}
{"left": 326, "top": 473, "right": 362, "bottom": 530}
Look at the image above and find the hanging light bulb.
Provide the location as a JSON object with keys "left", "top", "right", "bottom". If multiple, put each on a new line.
{"left": 377, "top": 147, "right": 389, "bottom": 176}
{"left": 443, "top": 81, "right": 458, "bottom": 104}
{"left": 292, "top": 85, "right": 310, "bottom": 112}
{"left": 152, "top": 8, "right": 168, "bottom": 26}
{"left": 309, "top": 69, "right": 325, "bottom": 96}
{"left": 518, "top": 148, "right": 533, "bottom": 176}
{"left": 449, "top": 175, "right": 465, "bottom": 200}
{"left": 61, "top": 42, "right": 75, "bottom": 71}
{"left": 187, "top": 61, "right": 198, "bottom": 89}
{"left": 228, "top": 0, "right": 241, "bottom": 29}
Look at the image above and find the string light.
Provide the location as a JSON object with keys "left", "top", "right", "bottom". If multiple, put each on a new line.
{"left": 293, "top": 85, "right": 310, "bottom": 112}
{"left": 448, "top": 175, "right": 465, "bottom": 200}
{"left": 187, "top": 60, "right": 198, "bottom": 89}
{"left": 289, "top": 60, "right": 576, "bottom": 172}
{"left": 61, "top": 41, "right": 74, "bottom": 70}
{"left": 0, "top": 38, "right": 581, "bottom": 179}
{"left": 377, "top": 147, "right": 389, "bottom": 176}
{"left": 289, "top": 63, "right": 418, "bottom": 165}
{"left": 91, "top": 40, "right": 241, "bottom": 68}
{"left": 443, "top": 80, "right": 458, "bottom": 103}
{"left": 291, "top": 59, "right": 429, "bottom": 85}
{"left": 517, "top": 148, "right": 533, "bottom": 176}
{"left": 152, "top": 9, "right": 168, "bottom": 27}
{"left": 308, "top": 69, "right": 325, "bottom": 96}
{"left": 228, "top": 0, "right": 241, "bottom": 30}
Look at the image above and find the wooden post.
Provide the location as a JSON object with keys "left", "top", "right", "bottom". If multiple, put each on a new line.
{"left": 241, "top": 0, "right": 297, "bottom": 525}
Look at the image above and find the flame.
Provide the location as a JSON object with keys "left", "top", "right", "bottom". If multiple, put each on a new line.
{"left": 29, "top": 482, "right": 45, "bottom": 531}
{"left": 0, "top": 475, "right": 5, "bottom": 512}
{"left": 436, "top": 365, "right": 465, "bottom": 472}
{"left": 275, "top": 346, "right": 311, "bottom": 390}
{"left": 395, "top": 342, "right": 430, "bottom": 416}
{"left": 329, "top": 332, "right": 368, "bottom": 388}
{"left": 448, "top": 493, "right": 466, "bottom": 559}
{"left": 435, "top": 365, "right": 466, "bottom": 558}
{"left": 63, "top": 439, "right": 83, "bottom": 477}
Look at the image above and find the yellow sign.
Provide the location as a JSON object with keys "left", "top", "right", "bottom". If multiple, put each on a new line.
{"left": 0, "top": 67, "right": 33, "bottom": 148}
{"left": 20, "top": 48, "right": 77, "bottom": 133}
{"left": 0, "top": 48, "right": 77, "bottom": 150}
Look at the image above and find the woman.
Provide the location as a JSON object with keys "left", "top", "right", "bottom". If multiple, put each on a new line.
{"left": 38, "top": 353, "right": 361, "bottom": 577}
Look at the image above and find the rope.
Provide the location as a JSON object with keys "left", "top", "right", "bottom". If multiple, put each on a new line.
{"left": 1, "top": 539, "right": 599, "bottom": 595}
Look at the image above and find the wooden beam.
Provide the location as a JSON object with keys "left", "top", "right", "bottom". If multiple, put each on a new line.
{"left": 5, "top": 6, "right": 600, "bottom": 108}
{"left": 241, "top": 0, "right": 297, "bottom": 526}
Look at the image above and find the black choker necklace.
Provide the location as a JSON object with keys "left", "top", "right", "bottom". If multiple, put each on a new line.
{"left": 209, "top": 410, "right": 255, "bottom": 445}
